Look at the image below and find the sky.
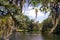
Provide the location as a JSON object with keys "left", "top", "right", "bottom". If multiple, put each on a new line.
{"left": 22, "top": 0, "right": 50, "bottom": 23}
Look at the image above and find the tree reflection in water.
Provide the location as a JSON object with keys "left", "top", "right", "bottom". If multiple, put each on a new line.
{"left": 9, "top": 32, "right": 60, "bottom": 40}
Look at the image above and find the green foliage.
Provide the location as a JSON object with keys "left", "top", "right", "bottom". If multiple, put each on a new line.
{"left": 30, "top": 0, "right": 40, "bottom": 6}
{"left": 42, "top": 17, "right": 53, "bottom": 33}
{"left": 0, "top": 0, "right": 26, "bottom": 37}
{"left": 0, "top": 0, "right": 59, "bottom": 38}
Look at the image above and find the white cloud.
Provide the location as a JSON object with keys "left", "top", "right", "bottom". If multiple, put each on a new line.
{"left": 24, "top": 8, "right": 44, "bottom": 19}
{"left": 37, "top": 10, "right": 44, "bottom": 17}
{"left": 28, "top": 6, "right": 33, "bottom": 10}
{"left": 24, "top": 9, "right": 35, "bottom": 18}
{"left": 23, "top": 6, "right": 49, "bottom": 23}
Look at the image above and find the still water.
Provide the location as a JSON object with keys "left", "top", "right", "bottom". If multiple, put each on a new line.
{"left": 9, "top": 32, "right": 60, "bottom": 40}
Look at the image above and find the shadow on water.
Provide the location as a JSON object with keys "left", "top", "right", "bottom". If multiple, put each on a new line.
{"left": 1, "top": 32, "right": 60, "bottom": 40}
{"left": 41, "top": 33, "right": 60, "bottom": 40}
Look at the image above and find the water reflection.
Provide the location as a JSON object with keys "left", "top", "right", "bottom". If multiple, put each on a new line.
{"left": 41, "top": 33, "right": 60, "bottom": 40}
{"left": 10, "top": 32, "right": 43, "bottom": 40}
{"left": 9, "top": 32, "right": 60, "bottom": 40}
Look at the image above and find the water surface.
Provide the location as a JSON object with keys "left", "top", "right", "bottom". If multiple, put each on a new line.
{"left": 9, "top": 32, "right": 60, "bottom": 40}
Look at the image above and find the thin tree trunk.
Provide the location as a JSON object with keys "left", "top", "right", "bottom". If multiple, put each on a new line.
{"left": 20, "top": 0, "right": 25, "bottom": 13}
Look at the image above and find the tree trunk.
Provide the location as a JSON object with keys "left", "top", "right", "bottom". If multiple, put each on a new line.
{"left": 20, "top": 0, "right": 25, "bottom": 13}
{"left": 49, "top": 17, "right": 59, "bottom": 34}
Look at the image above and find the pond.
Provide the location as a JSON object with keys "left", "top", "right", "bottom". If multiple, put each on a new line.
{"left": 9, "top": 32, "right": 60, "bottom": 40}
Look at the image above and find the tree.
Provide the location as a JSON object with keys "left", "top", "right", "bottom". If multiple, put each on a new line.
{"left": 42, "top": 17, "right": 53, "bottom": 33}
{"left": 0, "top": 0, "right": 26, "bottom": 40}
{"left": 28, "top": 0, "right": 60, "bottom": 33}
